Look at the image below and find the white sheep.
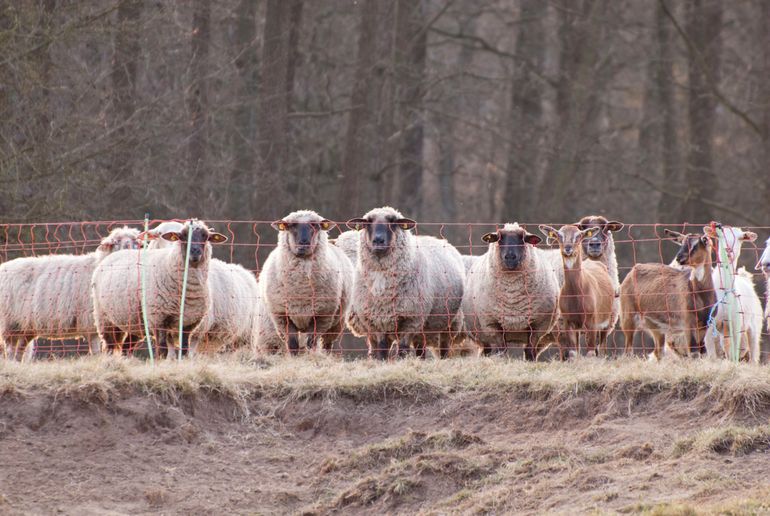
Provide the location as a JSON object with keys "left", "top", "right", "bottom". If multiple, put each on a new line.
{"left": 346, "top": 206, "right": 465, "bottom": 359}
{"left": 704, "top": 225, "right": 762, "bottom": 363}
{"left": 462, "top": 223, "right": 560, "bottom": 359}
{"left": 757, "top": 236, "right": 770, "bottom": 342}
{"left": 331, "top": 230, "right": 360, "bottom": 264}
{"left": 142, "top": 220, "right": 264, "bottom": 354}
{"left": 259, "top": 210, "right": 353, "bottom": 354}
{"left": 0, "top": 226, "right": 140, "bottom": 361}
{"left": 91, "top": 219, "right": 227, "bottom": 357}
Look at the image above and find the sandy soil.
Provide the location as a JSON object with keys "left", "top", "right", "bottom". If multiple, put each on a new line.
{"left": 2, "top": 375, "right": 770, "bottom": 516}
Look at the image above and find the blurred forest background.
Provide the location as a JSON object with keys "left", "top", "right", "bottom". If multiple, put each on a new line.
{"left": 1, "top": 0, "right": 769, "bottom": 262}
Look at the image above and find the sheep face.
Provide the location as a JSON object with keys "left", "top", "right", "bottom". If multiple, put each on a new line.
{"left": 347, "top": 210, "right": 416, "bottom": 258}
{"left": 756, "top": 237, "right": 770, "bottom": 275}
{"left": 482, "top": 224, "right": 541, "bottom": 271}
{"left": 664, "top": 229, "right": 711, "bottom": 267}
{"left": 161, "top": 222, "right": 227, "bottom": 267}
{"left": 272, "top": 215, "right": 334, "bottom": 258}
{"left": 576, "top": 216, "right": 623, "bottom": 259}
{"left": 98, "top": 227, "right": 141, "bottom": 253}
{"left": 538, "top": 224, "right": 596, "bottom": 264}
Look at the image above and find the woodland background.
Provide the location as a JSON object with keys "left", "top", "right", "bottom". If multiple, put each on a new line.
{"left": 1, "top": 0, "right": 769, "bottom": 267}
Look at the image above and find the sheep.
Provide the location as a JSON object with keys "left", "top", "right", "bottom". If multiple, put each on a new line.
{"left": 142, "top": 220, "right": 269, "bottom": 354}
{"left": 462, "top": 223, "right": 559, "bottom": 360}
{"left": 462, "top": 255, "right": 479, "bottom": 274}
{"left": 331, "top": 230, "right": 360, "bottom": 264}
{"left": 619, "top": 229, "right": 715, "bottom": 360}
{"left": 253, "top": 292, "right": 285, "bottom": 354}
{"left": 0, "top": 226, "right": 141, "bottom": 361}
{"left": 259, "top": 210, "right": 353, "bottom": 355}
{"left": 703, "top": 225, "right": 762, "bottom": 363}
{"left": 538, "top": 224, "right": 616, "bottom": 357}
{"left": 346, "top": 206, "right": 465, "bottom": 359}
{"left": 757, "top": 236, "right": 770, "bottom": 342}
{"left": 91, "top": 219, "right": 227, "bottom": 357}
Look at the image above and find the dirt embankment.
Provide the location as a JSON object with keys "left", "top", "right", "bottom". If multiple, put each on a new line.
{"left": 2, "top": 359, "right": 770, "bottom": 515}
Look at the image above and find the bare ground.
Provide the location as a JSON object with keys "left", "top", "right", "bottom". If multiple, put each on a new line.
{"left": 1, "top": 356, "right": 770, "bottom": 515}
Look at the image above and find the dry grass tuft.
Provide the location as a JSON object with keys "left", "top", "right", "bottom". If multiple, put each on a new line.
{"left": 673, "top": 424, "right": 770, "bottom": 456}
{"left": 2, "top": 355, "right": 770, "bottom": 416}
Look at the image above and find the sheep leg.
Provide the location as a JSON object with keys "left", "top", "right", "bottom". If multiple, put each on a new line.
{"left": 100, "top": 326, "right": 124, "bottom": 355}
{"left": 155, "top": 330, "right": 169, "bottom": 359}
{"left": 368, "top": 335, "right": 390, "bottom": 360}
{"left": 179, "top": 325, "right": 195, "bottom": 357}
{"left": 524, "top": 330, "right": 538, "bottom": 361}
{"left": 396, "top": 336, "right": 411, "bottom": 358}
{"left": 413, "top": 334, "right": 427, "bottom": 359}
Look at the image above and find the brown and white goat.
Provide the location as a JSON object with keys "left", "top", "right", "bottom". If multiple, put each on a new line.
{"left": 539, "top": 224, "right": 616, "bottom": 357}
{"left": 619, "top": 230, "right": 715, "bottom": 359}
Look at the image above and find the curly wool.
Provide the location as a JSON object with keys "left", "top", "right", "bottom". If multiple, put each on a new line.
{"left": 347, "top": 207, "right": 465, "bottom": 348}
{"left": 259, "top": 210, "right": 353, "bottom": 348}
{"left": 462, "top": 223, "right": 560, "bottom": 350}
{"left": 0, "top": 226, "right": 140, "bottom": 357}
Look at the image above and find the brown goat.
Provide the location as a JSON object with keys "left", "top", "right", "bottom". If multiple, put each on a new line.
{"left": 619, "top": 229, "right": 715, "bottom": 359}
{"left": 539, "top": 224, "right": 616, "bottom": 357}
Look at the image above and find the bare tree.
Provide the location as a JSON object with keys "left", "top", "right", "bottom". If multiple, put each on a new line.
{"left": 504, "top": 0, "right": 546, "bottom": 220}
{"left": 683, "top": 0, "right": 722, "bottom": 223}
{"left": 258, "top": 0, "right": 303, "bottom": 219}
{"left": 187, "top": 0, "right": 211, "bottom": 211}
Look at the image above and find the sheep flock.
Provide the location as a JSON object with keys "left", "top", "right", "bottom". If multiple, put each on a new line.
{"left": 2, "top": 210, "right": 770, "bottom": 364}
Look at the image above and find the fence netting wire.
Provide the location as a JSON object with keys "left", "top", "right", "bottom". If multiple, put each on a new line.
{"left": 0, "top": 220, "right": 767, "bottom": 362}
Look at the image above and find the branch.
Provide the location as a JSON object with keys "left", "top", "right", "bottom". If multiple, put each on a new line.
{"left": 658, "top": 0, "right": 762, "bottom": 136}
{"left": 429, "top": 26, "right": 557, "bottom": 89}
{"left": 622, "top": 171, "right": 763, "bottom": 226}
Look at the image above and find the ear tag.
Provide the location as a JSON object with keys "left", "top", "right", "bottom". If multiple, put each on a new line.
{"left": 278, "top": 223, "right": 286, "bottom": 231}
{"left": 402, "top": 223, "right": 409, "bottom": 229}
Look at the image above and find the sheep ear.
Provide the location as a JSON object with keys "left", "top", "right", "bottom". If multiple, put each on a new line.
{"left": 271, "top": 220, "right": 287, "bottom": 231}
{"left": 604, "top": 221, "right": 623, "bottom": 232}
{"left": 742, "top": 231, "right": 758, "bottom": 242}
{"left": 97, "top": 237, "right": 116, "bottom": 252}
{"left": 523, "top": 233, "right": 541, "bottom": 246}
{"left": 346, "top": 218, "right": 367, "bottom": 231}
{"left": 319, "top": 220, "right": 336, "bottom": 232}
{"left": 137, "top": 231, "right": 159, "bottom": 242}
{"left": 208, "top": 232, "right": 228, "bottom": 244}
{"left": 482, "top": 232, "right": 499, "bottom": 243}
{"left": 395, "top": 218, "right": 416, "bottom": 230}
{"left": 663, "top": 229, "right": 685, "bottom": 243}
{"left": 161, "top": 232, "right": 181, "bottom": 242}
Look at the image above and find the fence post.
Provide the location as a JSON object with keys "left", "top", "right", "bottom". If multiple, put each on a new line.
{"left": 178, "top": 222, "right": 193, "bottom": 360}
{"left": 140, "top": 214, "right": 154, "bottom": 365}
{"left": 714, "top": 225, "right": 740, "bottom": 362}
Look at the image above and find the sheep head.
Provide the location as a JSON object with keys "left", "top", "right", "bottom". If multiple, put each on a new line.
{"left": 273, "top": 210, "right": 335, "bottom": 258}
{"left": 97, "top": 226, "right": 141, "bottom": 255}
{"left": 483, "top": 223, "right": 541, "bottom": 271}
{"left": 575, "top": 215, "right": 623, "bottom": 259}
{"left": 159, "top": 219, "right": 227, "bottom": 267}
{"left": 347, "top": 206, "right": 415, "bottom": 258}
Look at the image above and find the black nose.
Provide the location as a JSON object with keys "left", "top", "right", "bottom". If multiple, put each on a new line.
{"left": 588, "top": 242, "right": 601, "bottom": 249}
{"left": 372, "top": 236, "right": 385, "bottom": 245}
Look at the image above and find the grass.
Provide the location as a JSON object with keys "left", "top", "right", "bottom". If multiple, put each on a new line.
{"left": 1, "top": 354, "right": 770, "bottom": 413}
{"left": 673, "top": 424, "right": 770, "bottom": 456}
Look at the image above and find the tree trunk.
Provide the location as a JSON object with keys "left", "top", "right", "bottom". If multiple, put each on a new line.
{"left": 258, "top": 0, "right": 303, "bottom": 219}
{"left": 654, "top": 0, "right": 680, "bottom": 223}
{"left": 339, "top": 0, "right": 396, "bottom": 220}
{"left": 537, "top": 0, "right": 607, "bottom": 222}
{"left": 503, "top": 0, "right": 546, "bottom": 221}
{"left": 187, "top": 0, "right": 211, "bottom": 212}
{"left": 110, "top": 0, "right": 141, "bottom": 201}
{"left": 683, "top": 0, "right": 722, "bottom": 224}
{"left": 228, "top": 0, "right": 259, "bottom": 220}
{"left": 394, "top": 0, "right": 427, "bottom": 219}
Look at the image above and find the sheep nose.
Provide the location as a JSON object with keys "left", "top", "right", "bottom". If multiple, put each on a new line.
{"left": 372, "top": 236, "right": 385, "bottom": 245}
